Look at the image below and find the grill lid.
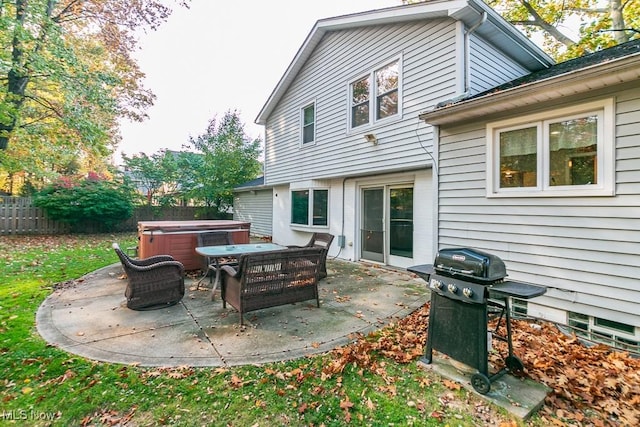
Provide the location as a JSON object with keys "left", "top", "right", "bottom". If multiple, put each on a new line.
{"left": 434, "top": 248, "right": 507, "bottom": 283}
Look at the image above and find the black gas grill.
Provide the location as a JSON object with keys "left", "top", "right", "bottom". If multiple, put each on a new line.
{"left": 408, "top": 248, "right": 546, "bottom": 394}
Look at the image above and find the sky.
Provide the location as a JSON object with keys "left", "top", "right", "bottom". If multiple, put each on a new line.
{"left": 116, "top": 0, "right": 401, "bottom": 163}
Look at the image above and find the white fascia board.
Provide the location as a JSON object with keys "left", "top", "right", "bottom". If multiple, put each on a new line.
{"left": 316, "top": 0, "right": 467, "bottom": 31}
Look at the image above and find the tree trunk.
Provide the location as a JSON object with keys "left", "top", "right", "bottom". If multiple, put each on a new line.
{"left": 609, "top": 0, "right": 629, "bottom": 44}
{"left": 0, "top": 0, "right": 29, "bottom": 150}
{"left": 520, "top": 0, "right": 576, "bottom": 47}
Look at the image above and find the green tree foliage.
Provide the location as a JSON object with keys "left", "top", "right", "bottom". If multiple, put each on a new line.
{"left": 0, "top": 0, "right": 187, "bottom": 191}
{"left": 486, "top": 0, "right": 640, "bottom": 60}
{"left": 404, "top": 0, "right": 639, "bottom": 60}
{"left": 33, "top": 172, "right": 135, "bottom": 232}
{"left": 185, "top": 110, "right": 262, "bottom": 214}
{"left": 121, "top": 150, "right": 179, "bottom": 206}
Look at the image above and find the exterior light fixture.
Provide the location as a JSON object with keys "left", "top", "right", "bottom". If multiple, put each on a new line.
{"left": 364, "top": 133, "right": 378, "bottom": 145}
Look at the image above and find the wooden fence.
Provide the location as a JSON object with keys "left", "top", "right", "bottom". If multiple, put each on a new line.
{"left": 0, "top": 197, "right": 221, "bottom": 235}
{"left": 0, "top": 197, "right": 70, "bottom": 235}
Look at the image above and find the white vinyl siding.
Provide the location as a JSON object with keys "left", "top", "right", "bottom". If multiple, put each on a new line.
{"left": 264, "top": 19, "right": 460, "bottom": 185}
{"left": 436, "top": 86, "right": 640, "bottom": 327}
{"left": 468, "top": 34, "right": 529, "bottom": 94}
{"left": 233, "top": 189, "right": 273, "bottom": 238}
{"left": 263, "top": 20, "right": 538, "bottom": 187}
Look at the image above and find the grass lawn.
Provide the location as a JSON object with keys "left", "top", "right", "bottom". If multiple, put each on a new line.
{"left": 9, "top": 232, "right": 634, "bottom": 426}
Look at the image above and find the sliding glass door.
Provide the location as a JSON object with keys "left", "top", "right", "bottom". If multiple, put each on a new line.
{"left": 360, "top": 186, "right": 413, "bottom": 266}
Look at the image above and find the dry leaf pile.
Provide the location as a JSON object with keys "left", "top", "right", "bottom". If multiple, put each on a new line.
{"left": 325, "top": 302, "right": 639, "bottom": 426}
{"left": 489, "top": 319, "right": 640, "bottom": 426}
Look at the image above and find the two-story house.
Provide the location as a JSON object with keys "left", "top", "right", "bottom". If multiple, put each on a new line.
{"left": 253, "top": 0, "right": 552, "bottom": 268}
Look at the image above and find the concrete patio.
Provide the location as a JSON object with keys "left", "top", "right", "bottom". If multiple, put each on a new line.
{"left": 36, "top": 259, "right": 428, "bottom": 367}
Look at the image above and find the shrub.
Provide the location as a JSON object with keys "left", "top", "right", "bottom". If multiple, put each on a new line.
{"left": 34, "top": 174, "right": 135, "bottom": 232}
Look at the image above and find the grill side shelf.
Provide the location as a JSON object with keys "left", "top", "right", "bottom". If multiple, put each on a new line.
{"left": 489, "top": 281, "right": 546, "bottom": 299}
{"left": 407, "top": 264, "right": 434, "bottom": 282}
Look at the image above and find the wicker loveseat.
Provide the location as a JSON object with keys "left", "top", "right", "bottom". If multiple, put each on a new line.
{"left": 113, "top": 243, "right": 185, "bottom": 310}
{"left": 219, "top": 247, "right": 324, "bottom": 326}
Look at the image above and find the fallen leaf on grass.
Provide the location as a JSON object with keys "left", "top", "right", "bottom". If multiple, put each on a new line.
{"left": 429, "top": 410, "right": 444, "bottom": 421}
{"left": 365, "top": 397, "right": 376, "bottom": 410}
{"left": 340, "top": 397, "right": 354, "bottom": 409}
{"left": 442, "top": 379, "right": 461, "bottom": 390}
{"left": 229, "top": 374, "right": 244, "bottom": 388}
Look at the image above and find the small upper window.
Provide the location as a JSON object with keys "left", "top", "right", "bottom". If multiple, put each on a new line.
{"left": 349, "top": 58, "right": 400, "bottom": 130}
{"left": 301, "top": 103, "right": 315, "bottom": 144}
{"left": 487, "top": 99, "right": 614, "bottom": 197}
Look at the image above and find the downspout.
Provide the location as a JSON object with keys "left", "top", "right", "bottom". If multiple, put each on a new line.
{"left": 463, "top": 12, "right": 487, "bottom": 95}
{"left": 431, "top": 125, "right": 440, "bottom": 260}
{"left": 439, "top": 11, "right": 487, "bottom": 107}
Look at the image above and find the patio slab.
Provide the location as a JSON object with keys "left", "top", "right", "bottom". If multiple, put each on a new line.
{"left": 36, "top": 260, "right": 429, "bottom": 368}
{"left": 419, "top": 356, "right": 551, "bottom": 420}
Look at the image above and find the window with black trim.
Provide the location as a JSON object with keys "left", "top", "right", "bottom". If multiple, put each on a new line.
{"left": 349, "top": 59, "right": 400, "bottom": 129}
{"left": 487, "top": 99, "right": 614, "bottom": 197}
{"left": 301, "top": 103, "right": 315, "bottom": 144}
{"left": 291, "top": 189, "right": 328, "bottom": 226}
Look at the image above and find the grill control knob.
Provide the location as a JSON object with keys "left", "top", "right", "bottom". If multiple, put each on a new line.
{"left": 430, "top": 279, "right": 443, "bottom": 290}
{"left": 463, "top": 287, "right": 474, "bottom": 298}
{"left": 447, "top": 283, "right": 458, "bottom": 294}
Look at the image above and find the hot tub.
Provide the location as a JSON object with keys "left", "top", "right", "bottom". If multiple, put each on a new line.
{"left": 137, "top": 220, "right": 251, "bottom": 270}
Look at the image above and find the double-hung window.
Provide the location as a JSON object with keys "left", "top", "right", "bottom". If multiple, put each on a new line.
{"left": 301, "top": 102, "right": 315, "bottom": 145}
{"left": 291, "top": 189, "right": 328, "bottom": 227}
{"left": 350, "top": 59, "right": 400, "bottom": 129}
{"left": 487, "top": 99, "right": 614, "bottom": 197}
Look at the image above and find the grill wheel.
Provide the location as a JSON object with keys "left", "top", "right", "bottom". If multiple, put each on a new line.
{"left": 471, "top": 373, "right": 491, "bottom": 394}
{"left": 505, "top": 355, "right": 524, "bottom": 373}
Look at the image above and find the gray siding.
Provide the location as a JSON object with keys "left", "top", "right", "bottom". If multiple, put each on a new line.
{"left": 436, "top": 86, "right": 640, "bottom": 326}
{"left": 264, "top": 19, "right": 460, "bottom": 185}
{"left": 233, "top": 189, "right": 273, "bottom": 237}
{"left": 469, "top": 34, "right": 529, "bottom": 94}
{"left": 263, "top": 19, "right": 538, "bottom": 187}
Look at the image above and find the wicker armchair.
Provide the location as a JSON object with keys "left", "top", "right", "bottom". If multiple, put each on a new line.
{"left": 112, "top": 243, "right": 185, "bottom": 310}
{"left": 287, "top": 233, "right": 334, "bottom": 279}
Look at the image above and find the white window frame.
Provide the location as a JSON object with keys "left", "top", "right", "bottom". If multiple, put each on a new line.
{"left": 300, "top": 101, "right": 316, "bottom": 146}
{"left": 568, "top": 311, "right": 639, "bottom": 351}
{"left": 348, "top": 56, "right": 402, "bottom": 132}
{"left": 290, "top": 188, "right": 329, "bottom": 229}
{"left": 486, "top": 99, "right": 615, "bottom": 198}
